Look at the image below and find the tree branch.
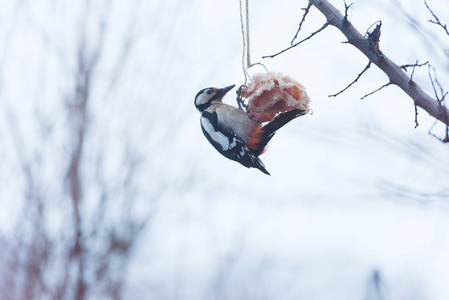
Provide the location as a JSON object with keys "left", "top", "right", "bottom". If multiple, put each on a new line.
{"left": 262, "top": 22, "right": 329, "bottom": 59}
{"left": 424, "top": 0, "right": 449, "bottom": 36}
{"left": 361, "top": 82, "right": 392, "bottom": 99}
{"left": 329, "top": 61, "right": 371, "bottom": 97}
{"left": 400, "top": 61, "right": 428, "bottom": 73}
{"left": 291, "top": 2, "right": 313, "bottom": 45}
{"left": 414, "top": 104, "right": 419, "bottom": 128}
{"left": 309, "top": 0, "right": 449, "bottom": 128}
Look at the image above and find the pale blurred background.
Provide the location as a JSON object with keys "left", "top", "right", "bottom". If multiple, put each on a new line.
{"left": 0, "top": 0, "right": 448, "bottom": 299}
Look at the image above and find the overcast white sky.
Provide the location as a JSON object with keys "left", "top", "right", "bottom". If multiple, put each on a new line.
{"left": 1, "top": 0, "right": 449, "bottom": 299}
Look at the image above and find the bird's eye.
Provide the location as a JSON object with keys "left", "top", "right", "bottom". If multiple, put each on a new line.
{"left": 206, "top": 88, "right": 214, "bottom": 95}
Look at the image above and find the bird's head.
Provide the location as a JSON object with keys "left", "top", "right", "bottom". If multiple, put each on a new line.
{"left": 194, "top": 84, "right": 235, "bottom": 112}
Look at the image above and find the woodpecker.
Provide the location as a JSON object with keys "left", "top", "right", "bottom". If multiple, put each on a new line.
{"left": 195, "top": 85, "right": 305, "bottom": 175}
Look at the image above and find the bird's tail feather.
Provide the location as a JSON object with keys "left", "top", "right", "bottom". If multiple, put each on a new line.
{"left": 248, "top": 109, "right": 306, "bottom": 156}
{"left": 256, "top": 161, "right": 270, "bottom": 175}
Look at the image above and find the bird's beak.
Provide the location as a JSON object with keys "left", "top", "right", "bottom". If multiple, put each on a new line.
{"left": 217, "top": 84, "right": 235, "bottom": 97}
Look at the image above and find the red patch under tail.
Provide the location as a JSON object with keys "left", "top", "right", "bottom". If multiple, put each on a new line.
{"left": 247, "top": 127, "right": 267, "bottom": 156}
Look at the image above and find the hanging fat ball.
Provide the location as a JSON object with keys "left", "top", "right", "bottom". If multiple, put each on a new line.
{"left": 241, "top": 71, "right": 311, "bottom": 123}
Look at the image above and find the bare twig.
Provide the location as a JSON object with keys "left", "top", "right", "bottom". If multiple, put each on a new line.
{"left": 428, "top": 65, "right": 439, "bottom": 101}
{"left": 430, "top": 66, "right": 446, "bottom": 104}
{"left": 361, "top": 82, "right": 392, "bottom": 99}
{"left": 400, "top": 61, "right": 428, "bottom": 72}
{"left": 414, "top": 105, "right": 419, "bottom": 128}
{"left": 262, "top": 22, "right": 329, "bottom": 59}
{"left": 379, "top": 179, "right": 449, "bottom": 202}
{"left": 428, "top": 126, "right": 449, "bottom": 143}
{"left": 400, "top": 60, "right": 429, "bottom": 82}
{"left": 329, "top": 61, "right": 371, "bottom": 97}
{"left": 427, "top": 64, "right": 449, "bottom": 141}
{"left": 365, "top": 21, "right": 383, "bottom": 56}
{"left": 365, "top": 270, "right": 385, "bottom": 300}
{"left": 410, "top": 65, "right": 417, "bottom": 83}
{"left": 343, "top": 1, "right": 353, "bottom": 24}
{"left": 291, "top": 2, "right": 313, "bottom": 45}
{"left": 424, "top": 0, "right": 449, "bottom": 36}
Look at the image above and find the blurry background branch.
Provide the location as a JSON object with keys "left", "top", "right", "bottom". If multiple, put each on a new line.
{"left": 0, "top": 1, "right": 154, "bottom": 299}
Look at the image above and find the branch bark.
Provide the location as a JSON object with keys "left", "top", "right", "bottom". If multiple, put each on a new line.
{"left": 309, "top": 0, "right": 449, "bottom": 127}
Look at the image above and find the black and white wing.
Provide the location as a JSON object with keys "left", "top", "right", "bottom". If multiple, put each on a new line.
{"left": 200, "top": 109, "right": 270, "bottom": 175}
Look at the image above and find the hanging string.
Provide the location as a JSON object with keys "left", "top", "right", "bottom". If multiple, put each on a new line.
{"left": 239, "top": 0, "right": 251, "bottom": 85}
{"left": 244, "top": 0, "right": 251, "bottom": 69}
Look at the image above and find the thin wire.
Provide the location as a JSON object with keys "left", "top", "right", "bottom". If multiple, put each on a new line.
{"left": 245, "top": 62, "right": 268, "bottom": 81}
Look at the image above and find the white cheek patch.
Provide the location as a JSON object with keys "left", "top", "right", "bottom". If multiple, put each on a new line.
{"left": 196, "top": 94, "right": 209, "bottom": 106}
{"left": 201, "top": 117, "right": 230, "bottom": 151}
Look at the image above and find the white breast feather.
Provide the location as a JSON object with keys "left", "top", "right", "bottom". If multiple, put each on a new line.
{"left": 201, "top": 116, "right": 230, "bottom": 151}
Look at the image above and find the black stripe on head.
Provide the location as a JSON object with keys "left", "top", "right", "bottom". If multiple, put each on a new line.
{"left": 195, "top": 88, "right": 214, "bottom": 98}
{"left": 196, "top": 102, "right": 210, "bottom": 112}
